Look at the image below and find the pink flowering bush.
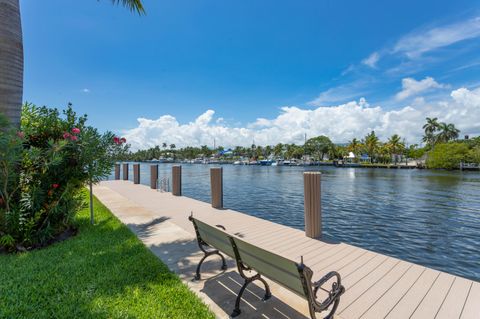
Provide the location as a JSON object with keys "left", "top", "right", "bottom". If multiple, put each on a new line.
{"left": 0, "top": 103, "right": 129, "bottom": 250}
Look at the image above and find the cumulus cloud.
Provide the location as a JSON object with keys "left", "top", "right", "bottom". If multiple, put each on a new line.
{"left": 395, "top": 77, "right": 445, "bottom": 101}
{"left": 393, "top": 16, "right": 480, "bottom": 59}
{"left": 123, "top": 87, "right": 480, "bottom": 150}
{"left": 362, "top": 52, "right": 380, "bottom": 68}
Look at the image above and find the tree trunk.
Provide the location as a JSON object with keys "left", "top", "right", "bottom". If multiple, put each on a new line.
{"left": 0, "top": 0, "right": 23, "bottom": 127}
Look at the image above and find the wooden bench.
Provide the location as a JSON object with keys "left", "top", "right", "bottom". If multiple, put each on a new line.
{"left": 189, "top": 215, "right": 345, "bottom": 319}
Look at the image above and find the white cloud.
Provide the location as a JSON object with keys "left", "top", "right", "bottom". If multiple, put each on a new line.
{"left": 393, "top": 16, "right": 480, "bottom": 59}
{"left": 362, "top": 52, "right": 380, "bottom": 68}
{"left": 82, "top": 88, "right": 90, "bottom": 93}
{"left": 123, "top": 87, "right": 480, "bottom": 150}
{"left": 395, "top": 77, "right": 445, "bottom": 101}
{"left": 308, "top": 80, "right": 371, "bottom": 106}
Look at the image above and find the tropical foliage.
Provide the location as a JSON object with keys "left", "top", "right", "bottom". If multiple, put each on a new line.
{"left": 426, "top": 143, "right": 470, "bottom": 170}
{"left": 0, "top": 103, "right": 127, "bottom": 250}
{"left": 422, "top": 117, "right": 460, "bottom": 147}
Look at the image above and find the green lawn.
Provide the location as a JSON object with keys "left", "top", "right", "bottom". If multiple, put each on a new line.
{"left": 0, "top": 193, "right": 215, "bottom": 319}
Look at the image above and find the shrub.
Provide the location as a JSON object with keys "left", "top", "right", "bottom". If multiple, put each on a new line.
{"left": 0, "top": 103, "right": 127, "bottom": 250}
{"left": 426, "top": 142, "right": 470, "bottom": 170}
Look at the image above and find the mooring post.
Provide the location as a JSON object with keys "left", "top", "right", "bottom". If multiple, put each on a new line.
{"left": 304, "top": 171, "right": 322, "bottom": 238}
{"left": 210, "top": 167, "right": 223, "bottom": 209}
{"left": 114, "top": 164, "right": 120, "bottom": 180}
{"left": 122, "top": 163, "right": 129, "bottom": 181}
{"left": 150, "top": 165, "right": 158, "bottom": 189}
{"left": 133, "top": 164, "right": 140, "bottom": 184}
{"left": 172, "top": 165, "right": 182, "bottom": 196}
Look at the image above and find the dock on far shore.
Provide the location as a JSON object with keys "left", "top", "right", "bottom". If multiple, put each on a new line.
{"left": 93, "top": 180, "right": 479, "bottom": 319}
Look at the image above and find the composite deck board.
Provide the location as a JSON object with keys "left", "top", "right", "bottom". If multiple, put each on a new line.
{"left": 410, "top": 272, "right": 455, "bottom": 319}
{"left": 314, "top": 247, "right": 368, "bottom": 274}
{"left": 95, "top": 181, "right": 479, "bottom": 319}
{"left": 338, "top": 258, "right": 400, "bottom": 312}
{"left": 340, "top": 261, "right": 412, "bottom": 318}
{"left": 436, "top": 277, "right": 473, "bottom": 319}
{"left": 386, "top": 268, "right": 440, "bottom": 318}
{"left": 360, "top": 264, "right": 425, "bottom": 319}
{"left": 461, "top": 282, "right": 480, "bottom": 319}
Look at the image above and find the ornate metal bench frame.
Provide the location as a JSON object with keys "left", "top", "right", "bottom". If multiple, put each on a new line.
{"left": 189, "top": 215, "right": 344, "bottom": 319}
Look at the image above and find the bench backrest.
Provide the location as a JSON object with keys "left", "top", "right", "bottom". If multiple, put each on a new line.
{"left": 192, "top": 218, "right": 235, "bottom": 258}
{"left": 231, "top": 236, "right": 307, "bottom": 298}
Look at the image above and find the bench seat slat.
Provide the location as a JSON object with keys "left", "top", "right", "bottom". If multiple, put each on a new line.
{"left": 232, "top": 236, "right": 307, "bottom": 298}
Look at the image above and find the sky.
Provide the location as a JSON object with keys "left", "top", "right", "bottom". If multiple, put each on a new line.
{"left": 21, "top": 0, "right": 480, "bottom": 150}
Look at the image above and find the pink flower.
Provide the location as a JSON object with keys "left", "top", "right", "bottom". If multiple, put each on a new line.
{"left": 71, "top": 128, "right": 81, "bottom": 134}
{"left": 120, "top": 137, "right": 126, "bottom": 144}
{"left": 113, "top": 137, "right": 120, "bottom": 144}
{"left": 52, "top": 184, "right": 59, "bottom": 189}
{"left": 63, "top": 132, "right": 71, "bottom": 139}
{"left": 70, "top": 135, "right": 78, "bottom": 141}
{"left": 16, "top": 131, "right": 25, "bottom": 139}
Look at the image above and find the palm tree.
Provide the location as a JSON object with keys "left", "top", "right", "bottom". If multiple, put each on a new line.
{"left": 347, "top": 138, "right": 362, "bottom": 156}
{"left": 0, "top": 0, "right": 145, "bottom": 127}
{"left": 422, "top": 117, "right": 439, "bottom": 146}
{"left": 387, "top": 134, "right": 405, "bottom": 164}
{"left": 436, "top": 122, "right": 460, "bottom": 143}
{"left": 422, "top": 117, "right": 439, "bottom": 134}
{"left": 364, "top": 131, "right": 379, "bottom": 163}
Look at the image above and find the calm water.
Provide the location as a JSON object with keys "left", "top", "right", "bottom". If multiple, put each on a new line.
{"left": 114, "top": 163, "right": 480, "bottom": 281}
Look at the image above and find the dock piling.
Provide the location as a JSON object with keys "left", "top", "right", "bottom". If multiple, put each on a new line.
{"left": 304, "top": 172, "right": 322, "bottom": 238}
{"left": 172, "top": 165, "right": 182, "bottom": 196}
{"left": 150, "top": 165, "right": 158, "bottom": 189}
{"left": 122, "top": 163, "right": 129, "bottom": 181}
{"left": 114, "top": 164, "right": 120, "bottom": 180}
{"left": 210, "top": 167, "right": 223, "bottom": 209}
{"left": 133, "top": 164, "right": 140, "bottom": 184}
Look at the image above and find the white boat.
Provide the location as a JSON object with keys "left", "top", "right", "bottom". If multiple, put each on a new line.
{"left": 233, "top": 160, "right": 242, "bottom": 165}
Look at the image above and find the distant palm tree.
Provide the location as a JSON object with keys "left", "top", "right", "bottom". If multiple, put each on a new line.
{"left": 169, "top": 143, "right": 176, "bottom": 150}
{"left": 0, "top": 0, "right": 145, "bottom": 126}
{"left": 422, "top": 117, "right": 439, "bottom": 134}
{"left": 422, "top": 117, "right": 440, "bottom": 146}
{"left": 436, "top": 122, "right": 460, "bottom": 143}
{"left": 162, "top": 142, "right": 167, "bottom": 149}
{"left": 387, "top": 134, "right": 405, "bottom": 164}
{"left": 364, "top": 131, "right": 379, "bottom": 163}
{"left": 347, "top": 138, "right": 362, "bottom": 157}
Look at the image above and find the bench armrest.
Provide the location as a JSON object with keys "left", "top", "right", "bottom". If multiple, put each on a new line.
{"left": 312, "top": 271, "right": 345, "bottom": 310}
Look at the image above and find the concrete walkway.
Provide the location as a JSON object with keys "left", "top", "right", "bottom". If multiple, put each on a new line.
{"left": 93, "top": 181, "right": 479, "bottom": 319}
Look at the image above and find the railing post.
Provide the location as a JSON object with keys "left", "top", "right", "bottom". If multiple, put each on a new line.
{"left": 172, "top": 165, "right": 182, "bottom": 196}
{"left": 133, "top": 164, "right": 140, "bottom": 184}
{"left": 122, "top": 163, "right": 129, "bottom": 181}
{"left": 150, "top": 165, "right": 158, "bottom": 189}
{"left": 114, "top": 164, "right": 120, "bottom": 180}
{"left": 210, "top": 167, "right": 223, "bottom": 209}
{"left": 304, "top": 171, "right": 322, "bottom": 238}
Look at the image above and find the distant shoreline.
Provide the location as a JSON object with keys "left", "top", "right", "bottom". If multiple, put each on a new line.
{"left": 120, "top": 160, "right": 480, "bottom": 171}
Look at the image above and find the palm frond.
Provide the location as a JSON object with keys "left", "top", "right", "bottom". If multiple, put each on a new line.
{"left": 109, "top": 0, "right": 145, "bottom": 15}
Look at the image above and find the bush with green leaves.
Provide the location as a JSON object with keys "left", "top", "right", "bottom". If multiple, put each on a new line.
{"left": 0, "top": 103, "right": 127, "bottom": 250}
{"left": 426, "top": 142, "right": 470, "bottom": 170}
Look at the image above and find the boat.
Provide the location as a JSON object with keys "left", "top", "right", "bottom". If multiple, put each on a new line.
{"left": 233, "top": 160, "right": 242, "bottom": 165}
{"left": 259, "top": 159, "right": 273, "bottom": 166}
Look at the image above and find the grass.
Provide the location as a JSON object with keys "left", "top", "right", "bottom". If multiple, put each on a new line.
{"left": 0, "top": 192, "right": 215, "bottom": 319}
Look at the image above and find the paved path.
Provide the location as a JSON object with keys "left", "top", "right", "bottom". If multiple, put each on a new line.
{"left": 93, "top": 180, "right": 479, "bottom": 319}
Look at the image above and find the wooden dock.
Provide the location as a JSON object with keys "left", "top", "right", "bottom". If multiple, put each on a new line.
{"left": 95, "top": 180, "right": 479, "bottom": 319}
